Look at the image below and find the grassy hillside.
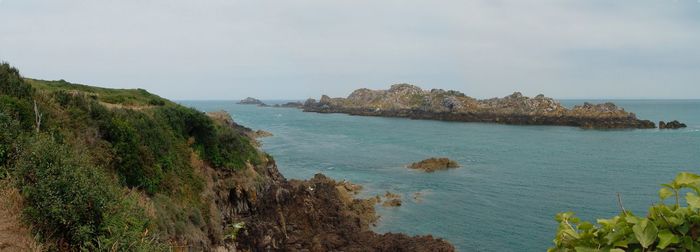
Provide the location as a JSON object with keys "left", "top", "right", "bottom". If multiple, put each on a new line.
{"left": 25, "top": 78, "right": 170, "bottom": 107}
{"left": 0, "top": 62, "right": 263, "bottom": 250}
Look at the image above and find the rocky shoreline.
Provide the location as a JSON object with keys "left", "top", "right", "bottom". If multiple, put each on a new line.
{"left": 302, "top": 84, "right": 657, "bottom": 129}
{"left": 205, "top": 112, "right": 454, "bottom": 251}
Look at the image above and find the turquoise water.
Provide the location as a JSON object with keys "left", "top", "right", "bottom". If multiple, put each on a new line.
{"left": 181, "top": 100, "right": 700, "bottom": 252}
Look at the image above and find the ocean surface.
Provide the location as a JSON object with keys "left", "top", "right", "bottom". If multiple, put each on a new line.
{"left": 181, "top": 100, "right": 700, "bottom": 252}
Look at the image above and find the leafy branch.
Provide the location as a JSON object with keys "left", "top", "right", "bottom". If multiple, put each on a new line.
{"left": 550, "top": 172, "right": 700, "bottom": 252}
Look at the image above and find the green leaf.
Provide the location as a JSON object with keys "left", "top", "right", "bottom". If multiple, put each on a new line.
{"left": 657, "top": 229, "right": 679, "bottom": 249}
{"left": 625, "top": 216, "right": 641, "bottom": 224}
{"left": 686, "top": 192, "right": 700, "bottom": 209}
{"left": 609, "top": 249, "right": 625, "bottom": 252}
{"left": 574, "top": 247, "right": 597, "bottom": 252}
{"left": 662, "top": 183, "right": 677, "bottom": 190}
{"left": 578, "top": 222, "right": 594, "bottom": 231}
{"left": 674, "top": 172, "right": 700, "bottom": 187}
{"left": 659, "top": 187, "right": 674, "bottom": 200}
{"left": 632, "top": 218, "right": 658, "bottom": 249}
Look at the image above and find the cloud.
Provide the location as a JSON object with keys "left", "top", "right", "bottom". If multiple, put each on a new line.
{"left": 0, "top": 0, "right": 698, "bottom": 99}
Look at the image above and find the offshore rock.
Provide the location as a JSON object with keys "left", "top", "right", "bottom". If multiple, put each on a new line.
{"left": 659, "top": 120, "right": 687, "bottom": 129}
{"left": 303, "top": 84, "right": 656, "bottom": 129}
{"left": 408, "top": 157, "right": 460, "bottom": 172}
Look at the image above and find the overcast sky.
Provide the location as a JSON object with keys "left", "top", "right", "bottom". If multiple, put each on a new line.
{"left": 1, "top": 0, "right": 699, "bottom": 100}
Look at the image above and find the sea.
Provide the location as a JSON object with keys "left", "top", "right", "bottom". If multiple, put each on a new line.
{"left": 180, "top": 100, "right": 700, "bottom": 252}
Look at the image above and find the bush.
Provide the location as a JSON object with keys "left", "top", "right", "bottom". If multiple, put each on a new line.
{"left": 0, "top": 112, "right": 20, "bottom": 175}
{"left": 0, "top": 95, "right": 34, "bottom": 131}
{"left": 154, "top": 105, "right": 260, "bottom": 170}
{"left": 14, "top": 135, "right": 160, "bottom": 250}
{"left": 550, "top": 172, "right": 700, "bottom": 251}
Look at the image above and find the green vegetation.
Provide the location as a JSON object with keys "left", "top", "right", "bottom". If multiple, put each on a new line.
{"left": 0, "top": 62, "right": 264, "bottom": 250}
{"left": 550, "top": 172, "right": 700, "bottom": 252}
{"left": 14, "top": 135, "right": 161, "bottom": 250}
{"left": 26, "top": 78, "right": 169, "bottom": 107}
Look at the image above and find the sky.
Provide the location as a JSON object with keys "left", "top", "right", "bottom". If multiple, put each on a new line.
{"left": 0, "top": 0, "right": 699, "bottom": 100}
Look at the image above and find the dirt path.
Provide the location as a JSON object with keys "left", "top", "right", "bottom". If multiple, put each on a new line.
{"left": 0, "top": 180, "right": 41, "bottom": 251}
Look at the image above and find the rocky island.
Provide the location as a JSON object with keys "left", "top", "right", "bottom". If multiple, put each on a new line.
{"left": 303, "top": 84, "right": 656, "bottom": 129}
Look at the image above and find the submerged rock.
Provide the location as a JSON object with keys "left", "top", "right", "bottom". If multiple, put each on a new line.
{"left": 659, "top": 120, "right": 687, "bottom": 129}
{"left": 381, "top": 192, "right": 402, "bottom": 207}
{"left": 408, "top": 157, "right": 460, "bottom": 172}
{"left": 382, "top": 199, "right": 402, "bottom": 207}
{"left": 237, "top": 97, "right": 267, "bottom": 106}
{"left": 412, "top": 192, "right": 424, "bottom": 203}
{"left": 302, "top": 85, "right": 657, "bottom": 129}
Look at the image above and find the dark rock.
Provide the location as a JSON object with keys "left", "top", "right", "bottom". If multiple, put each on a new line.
{"left": 225, "top": 171, "right": 453, "bottom": 251}
{"left": 659, "top": 120, "right": 687, "bottom": 129}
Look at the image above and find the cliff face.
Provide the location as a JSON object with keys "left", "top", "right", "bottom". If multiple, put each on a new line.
{"left": 303, "top": 84, "right": 656, "bottom": 129}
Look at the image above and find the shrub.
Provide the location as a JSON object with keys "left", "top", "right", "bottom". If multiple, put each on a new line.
{"left": 154, "top": 105, "right": 260, "bottom": 170}
{"left": 14, "top": 135, "right": 160, "bottom": 250}
{"left": 550, "top": 172, "right": 700, "bottom": 251}
{"left": 0, "top": 112, "right": 20, "bottom": 175}
{"left": 0, "top": 95, "right": 34, "bottom": 131}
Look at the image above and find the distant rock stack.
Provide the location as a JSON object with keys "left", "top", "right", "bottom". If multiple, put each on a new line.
{"left": 659, "top": 120, "right": 687, "bottom": 129}
{"left": 302, "top": 84, "right": 656, "bottom": 129}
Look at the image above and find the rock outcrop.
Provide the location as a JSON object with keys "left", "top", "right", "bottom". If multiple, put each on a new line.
{"left": 204, "top": 112, "right": 454, "bottom": 252}
{"left": 659, "top": 120, "right": 687, "bottom": 129}
{"left": 302, "top": 84, "right": 656, "bottom": 129}
{"left": 237, "top": 97, "right": 267, "bottom": 106}
{"left": 408, "top": 157, "right": 460, "bottom": 172}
